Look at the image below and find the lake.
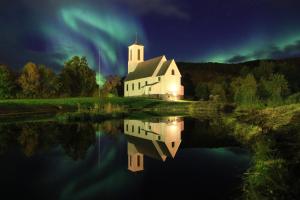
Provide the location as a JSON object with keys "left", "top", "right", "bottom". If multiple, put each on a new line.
{"left": 0, "top": 117, "right": 251, "bottom": 200}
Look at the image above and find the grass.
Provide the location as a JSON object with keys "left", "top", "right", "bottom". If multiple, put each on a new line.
{"left": 0, "top": 96, "right": 229, "bottom": 121}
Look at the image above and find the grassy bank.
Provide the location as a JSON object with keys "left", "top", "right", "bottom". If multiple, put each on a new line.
{"left": 0, "top": 97, "right": 228, "bottom": 121}
{"left": 221, "top": 104, "right": 300, "bottom": 199}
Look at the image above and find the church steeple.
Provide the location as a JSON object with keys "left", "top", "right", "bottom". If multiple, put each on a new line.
{"left": 128, "top": 38, "right": 144, "bottom": 73}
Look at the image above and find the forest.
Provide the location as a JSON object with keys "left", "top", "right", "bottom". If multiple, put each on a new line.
{"left": 1, "top": 56, "right": 300, "bottom": 109}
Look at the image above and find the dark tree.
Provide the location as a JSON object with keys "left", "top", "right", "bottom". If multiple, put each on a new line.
{"left": 59, "top": 56, "right": 98, "bottom": 97}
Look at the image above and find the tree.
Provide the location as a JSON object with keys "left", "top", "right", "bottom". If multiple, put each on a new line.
{"left": 211, "top": 83, "right": 226, "bottom": 101}
{"left": 0, "top": 65, "right": 15, "bottom": 99}
{"left": 59, "top": 56, "right": 97, "bottom": 97}
{"left": 231, "top": 74, "right": 258, "bottom": 106}
{"left": 18, "top": 62, "right": 41, "bottom": 98}
{"left": 253, "top": 61, "right": 274, "bottom": 80}
{"left": 195, "top": 82, "right": 209, "bottom": 100}
{"left": 101, "top": 75, "right": 122, "bottom": 97}
{"left": 39, "top": 65, "right": 59, "bottom": 98}
{"left": 261, "top": 74, "right": 289, "bottom": 105}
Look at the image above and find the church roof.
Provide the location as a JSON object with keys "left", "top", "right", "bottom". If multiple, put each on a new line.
{"left": 126, "top": 135, "right": 171, "bottom": 161}
{"left": 129, "top": 41, "right": 144, "bottom": 46}
{"left": 125, "top": 56, "right": 165, "bottom": 81}
{"left": 157, "top": 59, "right": 172, "bottom": 76}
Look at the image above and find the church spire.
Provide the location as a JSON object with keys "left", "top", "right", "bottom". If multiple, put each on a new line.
{"left": 135, "top": 32, "right": 138, "bottom": 44}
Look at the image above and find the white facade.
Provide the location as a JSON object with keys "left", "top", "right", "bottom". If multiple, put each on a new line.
{"left": 124, "top": 42, "right": 184, "bottom": 100}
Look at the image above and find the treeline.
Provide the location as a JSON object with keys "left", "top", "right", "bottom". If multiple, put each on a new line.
{"left": 0, "top": 56, "right": 122, "bottom": 99}
{"left": 179, "top": 58, "right": 300, "bottom": 107}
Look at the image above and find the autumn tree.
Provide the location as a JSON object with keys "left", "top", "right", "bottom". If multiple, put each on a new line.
{"left": 39, "top": 65, "right": 59, "bottom": 97}
{"left": 0, "top": 65, "right": 15, "bottom": 99}
{"left": 59, "top": 56, "right": 97, "bottom": 97}
{"left": 18, "top": 62, "right": 41, "bottom": 98}
{"left": 100, "top": 75, "right": 122, "bottom": 97}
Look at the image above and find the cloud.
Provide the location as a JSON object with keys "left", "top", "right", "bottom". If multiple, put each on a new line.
{"left": 119, "top": 0, "right": 189, "bottom": 20}
{"left": 226, "top": 55, "right": 248, "bottom": 63}
{"left": 226, "top": 40, "right": 300, "bottom": 63}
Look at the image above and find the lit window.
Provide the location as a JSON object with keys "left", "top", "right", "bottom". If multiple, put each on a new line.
{"left": 171, "top": 69, "right": 175, "bottom": 75}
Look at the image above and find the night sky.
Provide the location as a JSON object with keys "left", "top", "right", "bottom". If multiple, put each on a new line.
{"left": 1, "top": 0, "right": 300, "bottom": 79}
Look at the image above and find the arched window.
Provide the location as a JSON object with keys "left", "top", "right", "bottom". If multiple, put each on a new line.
{"left": 171, "top": 69, "right": 175, "bottom": 75}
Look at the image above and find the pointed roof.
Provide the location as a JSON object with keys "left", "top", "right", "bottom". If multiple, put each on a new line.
{"left": 125, "top": 56, "right": 165, "bottom": 81}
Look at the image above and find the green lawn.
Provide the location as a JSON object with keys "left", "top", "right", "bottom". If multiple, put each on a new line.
{"left": 0, "top": 97, "right": 195, "bottom": 117}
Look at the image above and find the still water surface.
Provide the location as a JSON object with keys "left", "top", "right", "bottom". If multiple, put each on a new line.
{"left": 0, "top": 117, "right": 251, "bottom": 199}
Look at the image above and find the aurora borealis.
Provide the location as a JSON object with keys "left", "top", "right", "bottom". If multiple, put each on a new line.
{"left": 1, "top": 0, "right": 300, "bottom": 77}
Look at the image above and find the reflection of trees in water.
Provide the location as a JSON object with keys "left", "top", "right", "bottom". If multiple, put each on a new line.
{"left": 58, "top": 123, "right": 96, "bottom": 160}
{"left": 182, "top": 117, "right": 239, "bottom": 148}
{"left": 0, "top": 124, "right": 20, "bottom": 155}
{"left": 19, "top": 125, "right": 39, "bottom": 157}
{"left": 95, "top": 120, "right": 123, "bottom": 136}
{"left": 0, "top": 122, "right": 97, "bottom": 160}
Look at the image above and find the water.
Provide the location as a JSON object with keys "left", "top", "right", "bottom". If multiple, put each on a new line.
{"left": 0, "top": 117, "right": 251, "bottom": 200}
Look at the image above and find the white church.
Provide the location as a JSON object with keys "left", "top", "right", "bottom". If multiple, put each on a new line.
{"left": 124, "top": 41, "right": 184, "bottom": 100}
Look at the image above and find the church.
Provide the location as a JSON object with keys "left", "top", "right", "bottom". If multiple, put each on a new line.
{"left": 124, "top": 41, "right": 184, "bottom": 100}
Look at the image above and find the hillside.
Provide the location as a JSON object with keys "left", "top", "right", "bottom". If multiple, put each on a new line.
{"left": 177, "top": 57, "right": 300, "bottom": 97}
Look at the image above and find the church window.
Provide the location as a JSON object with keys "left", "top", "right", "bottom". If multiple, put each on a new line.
{"left": 130, "top": 155, "right": 132, "bottom": 166}
{"left": 137, "top": 155, "right": 141, "bottom": 167}
{"left": 172, "top": 142, "right": 175, "bottom": 148}
{"left": 171, "top": 69, "right": 175, "bottom": 75}
{"left": 138, "top": 49, "right": 141, "bottom": 60}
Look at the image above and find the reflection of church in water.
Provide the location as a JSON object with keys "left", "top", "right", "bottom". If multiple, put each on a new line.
{"left": 124, "top": 117, "right": 184, "bottom": 172}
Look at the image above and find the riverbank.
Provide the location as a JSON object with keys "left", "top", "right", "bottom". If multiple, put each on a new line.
{"left": 0, "top": 97, "right": 227, "bottom": 121}
{"left": 221, "top": 103, "right": 300, "bottom": 199}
